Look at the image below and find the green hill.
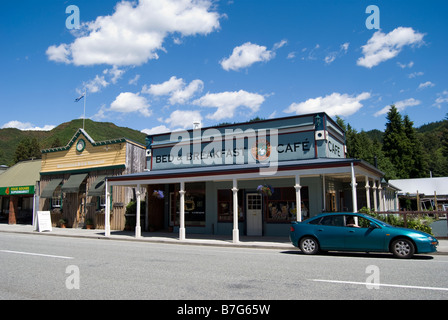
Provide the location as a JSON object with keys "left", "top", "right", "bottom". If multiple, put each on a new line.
{"left": 0, "top": 119, "right": 146, "bottom": 166}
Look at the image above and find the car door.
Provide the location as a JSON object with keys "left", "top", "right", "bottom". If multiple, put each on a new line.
{"left": 344, "top": 215, "right": 387, "bottom": 251}
{"left": 315, "top": 215, "right": 346, "bottom": 250}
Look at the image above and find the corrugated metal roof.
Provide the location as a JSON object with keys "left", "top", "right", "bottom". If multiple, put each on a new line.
{"left": 0, "top": 160, "right": 41, "bottom": 188}
{"left": 390, "top": 177, "right": 448, "bottom": 196}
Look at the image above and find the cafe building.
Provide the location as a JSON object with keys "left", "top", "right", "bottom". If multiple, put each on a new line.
{"left": 39, "top": 128, "right": 146, "bottom": 229}
{"left": 106, "top": 113, "right": 387, "bottom": 242}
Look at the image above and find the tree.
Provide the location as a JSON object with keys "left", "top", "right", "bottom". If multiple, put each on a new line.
{"left": 14, "top": 137, "right": 42, "bottom": 164}
{"left": 403, "top": 115, "right": 428, "bottom": 178}
{"left": 382, "top": 106, "right": 411, "bottom": 178}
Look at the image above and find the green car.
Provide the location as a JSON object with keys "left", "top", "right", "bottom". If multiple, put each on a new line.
{"left": 290, "top": 212, "right": 439, "bottom": 259}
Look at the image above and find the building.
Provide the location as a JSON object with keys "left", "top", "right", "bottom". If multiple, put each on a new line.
{"left": 106, "top": 113, "right": 386, "bottom": 241}
{"left": 0, "top": 159, "right": 41, "bottom": 225}
{"left": 390, "top": 177, "right": 448, "bottom": 211}
{"left": 38, "top": 129, "right": 146, "bottom": 229}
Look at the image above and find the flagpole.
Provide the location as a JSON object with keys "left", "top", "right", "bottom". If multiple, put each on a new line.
{"left": 83, "top": 89, "right": 87, "bottom": 130}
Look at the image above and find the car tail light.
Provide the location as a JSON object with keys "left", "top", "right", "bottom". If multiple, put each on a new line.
{"left": 290, "top": 226, "right": 295, "bottom": 232}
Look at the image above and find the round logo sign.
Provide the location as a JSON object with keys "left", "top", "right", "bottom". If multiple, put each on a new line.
{"left": 251, "top": 139, "right": 271, "bottom": 162}
{"left": 76, "top": 139, "right": 86, "bottom": 152}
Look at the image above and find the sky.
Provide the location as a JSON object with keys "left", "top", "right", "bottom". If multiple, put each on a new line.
{"left": 1, "top": 0, "right": 447, "bottom": 136}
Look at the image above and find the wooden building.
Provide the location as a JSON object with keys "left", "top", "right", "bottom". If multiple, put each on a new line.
{"left": 106, "top": 113, "right": 387, "bottom": 241}
{"left": 39, "top": 129, "right": 146, "bottom": 230}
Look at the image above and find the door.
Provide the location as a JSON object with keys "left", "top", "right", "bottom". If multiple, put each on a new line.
{"left": 315, "top": 214, "right": 346, "bottom": 250}
{"left": 344, "top": 215, "right": 387, "bottom": 251}
{"left": 246, "top": 193, "right": 262, "bottom": 236}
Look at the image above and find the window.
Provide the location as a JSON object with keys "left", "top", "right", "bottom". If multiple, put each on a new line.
{"left": 99, "top": 195, "right": 106, "bottom": 208}
{"left": 266, "top": 187, "right": 309, "bottom": 223}
{"left": 217, "top": 189, "right": 244, "bottom": 222}
{"left": 319, "top": 215, "right": 345, "bottom": 227}
{"left": 51, "top": 186, "right": 62, "bottom": 208}
{"left": 169, "top": 183, "right": 206, "bottom": 227}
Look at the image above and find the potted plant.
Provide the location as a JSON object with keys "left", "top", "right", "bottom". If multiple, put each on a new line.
{"left": 85, "top": 218, "right": 94, "bottom": 229}
{"left": 257, "top": 185, "right": 274, "bottom": 197}
{"left": 152, "top": 190, "right": 164, "bottom": 199}
{"left": 59, "top": 218, "right": 68, "bottom": 228}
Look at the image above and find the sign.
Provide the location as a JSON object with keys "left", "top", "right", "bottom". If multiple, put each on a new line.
{"left": 36, "top": 211, "right": 53, "bottom": 233}
{"left": 0, "top": 186, "right": 35, "bottom": 196}
{"left": 150, "top": 130, "right": 316, "bottom": 171}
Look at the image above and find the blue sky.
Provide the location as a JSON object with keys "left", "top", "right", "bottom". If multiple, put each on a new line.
{"left": 1, "top": 0, "right": 447, "bottom": 135}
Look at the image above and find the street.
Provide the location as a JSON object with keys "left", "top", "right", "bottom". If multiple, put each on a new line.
{"left": 1, "top": 232, "right": 448, "bottom": 301}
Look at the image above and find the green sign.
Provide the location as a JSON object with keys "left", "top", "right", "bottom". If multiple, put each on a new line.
{"left": 0, "top": 186, "right": 35, "bottom": 196}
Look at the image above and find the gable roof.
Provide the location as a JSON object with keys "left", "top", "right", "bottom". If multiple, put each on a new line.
{"left": 41, "top": 128, "right": 144, "bottom": 154}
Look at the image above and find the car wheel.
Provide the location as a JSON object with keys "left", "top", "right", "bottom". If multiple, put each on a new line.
{"left": 299, "top": 237, "right": 319, "bottom": 255}
{"left": 391, "top": 238, "right": 415, "bottom": 259}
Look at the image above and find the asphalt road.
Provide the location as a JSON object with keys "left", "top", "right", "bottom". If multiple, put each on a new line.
{"left": 1, "top": 232, "right": 448, "bottom": 300}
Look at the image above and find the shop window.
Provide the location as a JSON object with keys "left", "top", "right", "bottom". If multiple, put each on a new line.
{"left": 51, "top": 186, "right": 62, "bottom": 208}
{"left": 266, "top": 187, "right": 309, "bottom": 223}
{"left": 217, "top": 189, "right": 244, "bottom": 222}
{"left": 169, "top": 183, "right": 206, "bottom": 227}
{"left": 99, "top": 195, "right": 106, "bottom": 208}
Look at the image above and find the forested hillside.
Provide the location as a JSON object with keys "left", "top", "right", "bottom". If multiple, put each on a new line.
{"left": 0, "top": 119, "right": 146, "bottom": 166}
{"left": 338, "top": 106, "right": 448, "bottom": 180}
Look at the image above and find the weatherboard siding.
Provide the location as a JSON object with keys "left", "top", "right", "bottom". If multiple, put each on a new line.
{"left": 40, "top": 138, "right": 127, "bottom": 174}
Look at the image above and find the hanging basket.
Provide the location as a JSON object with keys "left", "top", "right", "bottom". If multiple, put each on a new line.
{"left": 152, "top": 190, "right": 164, "bottom": 199}
{"left": 257, "top": 185, "right": 274, "bottom": 197}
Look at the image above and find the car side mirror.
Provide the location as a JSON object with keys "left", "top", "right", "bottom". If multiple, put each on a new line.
{"left": 369, "top": 222, "right": 378, "bottom": 229}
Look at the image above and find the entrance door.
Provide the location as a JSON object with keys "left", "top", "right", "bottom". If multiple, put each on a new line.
{"left": 246, "top": 193, "right": 262, "bottom": 236}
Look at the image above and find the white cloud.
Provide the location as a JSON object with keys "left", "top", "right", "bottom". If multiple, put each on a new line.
{"left": 46, "top": 44, "right": 71, "bottom": 64}
{"left": 141, "top": 125, "right": 172, "bottom": 135}
{"left": 128, "top": 74, "right": 140, "bottom": 85}
{"left": 110, "top": 92, "right": 151, "bottom": 117}
{"left": 397, "top": 61, "right": 414, "bottom": 69}
{"left": 285, "top": 92, "right": 371, "bottom": 117}
{"left": 325, "top": 42, "right": 350, "bottom": 64}
{"left": 434, "top": 90, "right": 448, "bottom": 108}
{"left": 165, "top": 110, "right": 202, "bottom": 129}
{"left": 374, "top": 98, "right": 421, "bottom": 117}
{"left": 142, "top": 76, "right": 185, "bottom": 96}
{"left": 104, "top": 66, "right": 125, "bottom": 84}
{"left": 169, "top": 79, "right": 204, "bottom": 105}
{"left": 1, "top": 121, "right": 55, "bottom": 131}
{"left": 357, "top": 27, "right": 425, "bottom": 68}
{"left": 418, "top": 81, "right": 435, "bottom": 90}
{"left": 408, "top": 71, "right": 424, "bottom": 78}
{"left": 46, "top": 0, "right": 221, "bottom": 66}
{"left": 220, "top": 42, "right": 275, "bottom": 71}
{"left": 193, "top": 90, "right": 265, "bottom": 120}
{"left": 82, "top": 75, "right": 109, "bottom": 93}
{"left": 142, "top": 76, "right": 204, "bottom": 104}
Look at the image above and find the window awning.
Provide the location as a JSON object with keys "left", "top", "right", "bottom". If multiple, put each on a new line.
{"left": 87, "top": 175, "right": 107, "bottom": 197}
{"left": 61, "top": 173, "right": 88, "bottom": 193}
{"left": 41, "top": 179, "right": 63, "bottom": 198}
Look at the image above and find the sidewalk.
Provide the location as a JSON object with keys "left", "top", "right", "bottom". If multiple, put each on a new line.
{"left": 0, "top": 223, "right": 293, "bottom": 250}
{"left": 0, "top": 223, "right": 447, "bottom": 254}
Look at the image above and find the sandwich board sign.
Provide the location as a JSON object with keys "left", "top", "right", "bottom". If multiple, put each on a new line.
{"left": 36, "top": 211, "right": 52, "bottom": 233}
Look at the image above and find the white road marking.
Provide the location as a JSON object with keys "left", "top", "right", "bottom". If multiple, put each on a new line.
{"left": 311, "top": 279, "right": 448, "bottom": 292}
{"left": 0, "top": 250, "right": 74, "bottom": 260}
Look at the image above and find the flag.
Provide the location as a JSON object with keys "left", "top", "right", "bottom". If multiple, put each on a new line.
{"left": 75, "top": 94, "right": 85, "bottom": 102}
